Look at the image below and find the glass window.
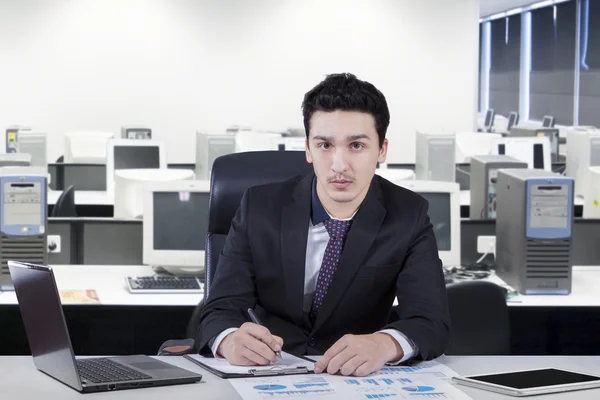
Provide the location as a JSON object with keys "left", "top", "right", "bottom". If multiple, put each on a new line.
{"left": 530, "top": 1, "right": 576, "bottom": 125}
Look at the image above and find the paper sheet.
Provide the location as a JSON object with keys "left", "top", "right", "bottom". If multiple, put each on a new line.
{"left": 185, "top": 352, "right": 315, "bottom": 375}
{"left": 228, "top": 361, "right": 471, "bottom": 400}
{"left": 59, "top": 289, "right": 99, "bottom": 304}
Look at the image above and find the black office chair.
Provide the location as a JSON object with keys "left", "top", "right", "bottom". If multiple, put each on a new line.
{"left": 158, "top": 151, "right": 313, "bottom": 355}
{"left": 51, "top": 185, "right": 77, "bottom": 217}
{"left": 444, "top": 280, "right": 510, "bottom": 355}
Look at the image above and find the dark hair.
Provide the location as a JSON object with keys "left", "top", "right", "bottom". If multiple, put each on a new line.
{"left": 301, "top": 73, "right": 390, "bottom": 147}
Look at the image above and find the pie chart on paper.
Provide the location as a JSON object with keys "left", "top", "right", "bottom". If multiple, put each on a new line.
{"left": 253, "top": 384, "right": 287, "bottom": 391}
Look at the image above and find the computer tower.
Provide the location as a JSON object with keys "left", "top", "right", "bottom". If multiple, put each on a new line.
{"left": 195, "top": 131, "right": 236, "bottom": 180}
{"left": 565, "top": 128, "right": 600, "bottom": 198}
{"left": 470, "top": 155, "right": 527, "bottom": 220}
{"left": 121, "top": 126, "right": 152, "bottom": 140}
{"left": 18, "top": 131, "right": 47, "bottom": 168}
{"left": 0, "top": 168, "right": 48, "bottom": 289}
{"left": 415, "top": 132, "right": 456, "bottom": 182}
{"left": 6, "top": 126, "right": 19, "bottom": 153}
{"left": 495, "top": 169, "right": 574, "bottom": 295}
{"left": 509, "top": 127, "right": 560, "bottom": 162}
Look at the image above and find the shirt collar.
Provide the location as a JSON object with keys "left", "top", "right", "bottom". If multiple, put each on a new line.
{"left": 311, "top": 177, "right": 330, "bottom": 225}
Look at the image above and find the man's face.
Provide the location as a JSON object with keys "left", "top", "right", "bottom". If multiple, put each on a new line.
{"left": 305, "top": 110, "right": 388, "bottom": 205}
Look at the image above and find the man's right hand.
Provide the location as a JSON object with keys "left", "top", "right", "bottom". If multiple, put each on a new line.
{"left": 217, "top": 322, "right": 284, "bottom": 366}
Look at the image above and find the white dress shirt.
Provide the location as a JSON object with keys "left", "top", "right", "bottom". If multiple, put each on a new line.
{"left": 211, "top": 213, "right": 418, "bottom": 364}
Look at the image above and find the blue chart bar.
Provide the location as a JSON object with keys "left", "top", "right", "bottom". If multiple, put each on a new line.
{"left": 410, "top": 394, "right": 447, "bottom": 398}
{"left": 346, "top": 379, "right": 360, "bottom": 385}
{"left": 382, "top": 379, "right": 394, "bottom": 385}
{"left": 294, "top": 383, "right": 329, "bottom": 389}
{"left": 365, "top": 394, "right": 397, "bottom": 398}
{"left": 365, "top": 379, "right": 379, "bottom": 386}
{"left": 398, "top": 378, "right": 412, "bottom": 383}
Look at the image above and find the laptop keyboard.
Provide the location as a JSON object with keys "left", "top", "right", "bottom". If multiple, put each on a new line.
{"left": 77, "top": 358, "right": 152, "bottom": 383}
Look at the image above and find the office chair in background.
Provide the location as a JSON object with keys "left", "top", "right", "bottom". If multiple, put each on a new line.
{"left": 445, "top": 280, "right": 510, "bottom": 355}
{"left": 51, "top": 185, "right": 77, "bottom": 217}
{"left": 159, "top": 150, "right": 313, "bottom": 355}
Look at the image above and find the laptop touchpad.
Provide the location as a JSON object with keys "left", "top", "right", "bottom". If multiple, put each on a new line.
{"left": 129, "top": 361, "right": 170, "bottom": 371}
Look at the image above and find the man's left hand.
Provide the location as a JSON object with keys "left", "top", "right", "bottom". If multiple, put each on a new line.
{"left": 314, "top": 333, "right": 403, "bottom": 376}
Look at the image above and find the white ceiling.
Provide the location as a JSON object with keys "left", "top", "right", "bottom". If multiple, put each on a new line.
{"left": 480, "top": 0, "right": 537, "bottom": 17}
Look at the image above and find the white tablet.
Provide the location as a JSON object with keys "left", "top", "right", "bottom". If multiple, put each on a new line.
{"left": 452, "top": 368, "right": 600, "bottom": 397}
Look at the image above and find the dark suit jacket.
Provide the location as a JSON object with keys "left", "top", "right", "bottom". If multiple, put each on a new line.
{"left": 197, "top": 173, "right": 450, "bottom": 360}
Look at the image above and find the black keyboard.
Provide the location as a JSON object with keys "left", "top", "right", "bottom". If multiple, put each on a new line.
{"left": 77, "top": 358, "right": 152, "bottom": 383}
{"left": 126, "top": 275, "right": 203, "bottom": 294}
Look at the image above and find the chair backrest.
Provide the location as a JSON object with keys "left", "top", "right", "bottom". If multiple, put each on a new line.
{"left": 445, "top": 280, "right": 510, "bottom": 355}
{"left": 51, "top": 185, "right": 77, "bottom": 217}
{"left": 204, "top": 151, "right": 313, "bottom": 298}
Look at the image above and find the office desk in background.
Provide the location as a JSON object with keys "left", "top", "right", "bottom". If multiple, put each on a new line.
{"left": 47, "top": 190, "right": 112, "bottom": 206}
{"left": 3, "top": 265, "right": 600, "bottom": 356}
{"left": 0, "top": 265, "right": 202, "bottom": 356}
{"left": 1, "top": 355, "right": 599, "bottom": 399}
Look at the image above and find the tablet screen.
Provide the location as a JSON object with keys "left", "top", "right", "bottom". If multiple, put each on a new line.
{"left": 469, "top": 369, "right": 600, "bottom": 389}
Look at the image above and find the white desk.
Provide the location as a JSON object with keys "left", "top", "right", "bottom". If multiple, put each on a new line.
{"left": 490, "top": 266, "right": 600, "bottom": 307}
{"left": 47, "top": 190, "right": 112, "bottom": 206}
{"left": 460, "top": 190, "right": 585, "bottom": 207}
{"left": 3, "top": 265, "right": 599, "bottom": 308}
{"left": 0, "top": 265, "right": 203, "bottom": 306}
{"left": 0, "top": 356, "right": 599, "bottom": 399}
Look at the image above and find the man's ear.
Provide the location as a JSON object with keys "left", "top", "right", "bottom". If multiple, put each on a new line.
{"left": 378, "top": 139, "right": 388, "bottom": 164}
{"left": 305, "top": 139, "right": 313, "bottom": 164}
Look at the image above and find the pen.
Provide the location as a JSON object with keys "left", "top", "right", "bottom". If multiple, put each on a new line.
{"left": 247, "top": 308, "right": 283, "bottom": 361}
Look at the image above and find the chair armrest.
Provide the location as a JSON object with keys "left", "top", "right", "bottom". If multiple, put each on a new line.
{"left": 157, "top": 338, "right": 196, "bottom": 356}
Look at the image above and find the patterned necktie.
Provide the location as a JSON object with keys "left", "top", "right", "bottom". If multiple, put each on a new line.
{"left": 309, "top": 219, "right": 352, "bottom": 323}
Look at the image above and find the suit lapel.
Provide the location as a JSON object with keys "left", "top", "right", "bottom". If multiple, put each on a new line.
{"left": 311, "top": 178, "right": 386, "bottom": 333}
{"left": 281, "top": 173, "right": 313, "bottom": 327}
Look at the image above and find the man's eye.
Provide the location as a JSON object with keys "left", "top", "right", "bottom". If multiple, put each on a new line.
{"left": 351, "top": 142, "right": 364, "bottom": 150}
{"left": 319, "top": 143, "right": 331, "bottom": 150}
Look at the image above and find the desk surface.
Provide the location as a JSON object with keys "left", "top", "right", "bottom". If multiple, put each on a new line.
{"left": 491, "top": 266, "right": 600, "bottom": 307}
{"left": 1, "top": 356, "right": 599, "bottom": 399}
{"left": 47, "top": 180, "right": 211, "bottom": 206}
{"left": 0, "top": 265, "right": 203, "bottom": 306}
{"left": 47, "top": 190, "right": 112, "bottom": 206}
{"left": 1, "top": 265, "right": 599, "bottom": 308}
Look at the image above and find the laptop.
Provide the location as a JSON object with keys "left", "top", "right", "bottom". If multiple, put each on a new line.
{"left": 8, "top": 260, "right": 203, "bottom": 393}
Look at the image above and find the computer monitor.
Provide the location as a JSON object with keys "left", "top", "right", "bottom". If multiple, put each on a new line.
{"left": 484, "top": 109, "right": 495, "bottom": 132}
{"left": 392, "top": 180, "right": 461, "bottom": 267}
{"left": 492, "top": 136, "right": 552, "bottom": 171}
{"left": 195, "top": 131, "right": 236, "bottom": 180}
{"left": 64, "top": 131, "right": 114, "bottom": 163}
{"left": 507, "top": 111, "right": 519, "bottom": 131}
{"left": 542, "top": 115, "right": 555, "bottom": 128}
{"left": 121, "top": 125, "right": 151, "bottom": 140}
{"left": 106, "top": 139, "right": 166, "bottom": 197}
{"left": 234, "top": 131, "right": 283, "bottom": 153}
{"left": 143, "top": 180, "right": 210, "bottom": 274}
{"left": 455, "top": 132, "right": 502, "bottom": 163}
{"left": 584, "top": 167, "right": 600, "bottom": 218}
{"left": 566, "top": 128, "right": 600, "bottom": 198}
{"left": 415, "top": 132, "right": 456, "bottom": 182}
{"left": 114, "top": 169, "right": 195, "bottom": 219}
{"left": 279, "top": 137, "right": 306, "bottom": 151}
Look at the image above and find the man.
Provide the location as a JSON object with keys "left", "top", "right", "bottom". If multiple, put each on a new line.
{"left": 197, "top": 73, "right": 450, "bottom": 377}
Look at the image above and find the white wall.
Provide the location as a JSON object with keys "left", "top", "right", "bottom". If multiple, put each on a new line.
{"left": 0, "top": 0, "right": 479, "bottom": 164}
